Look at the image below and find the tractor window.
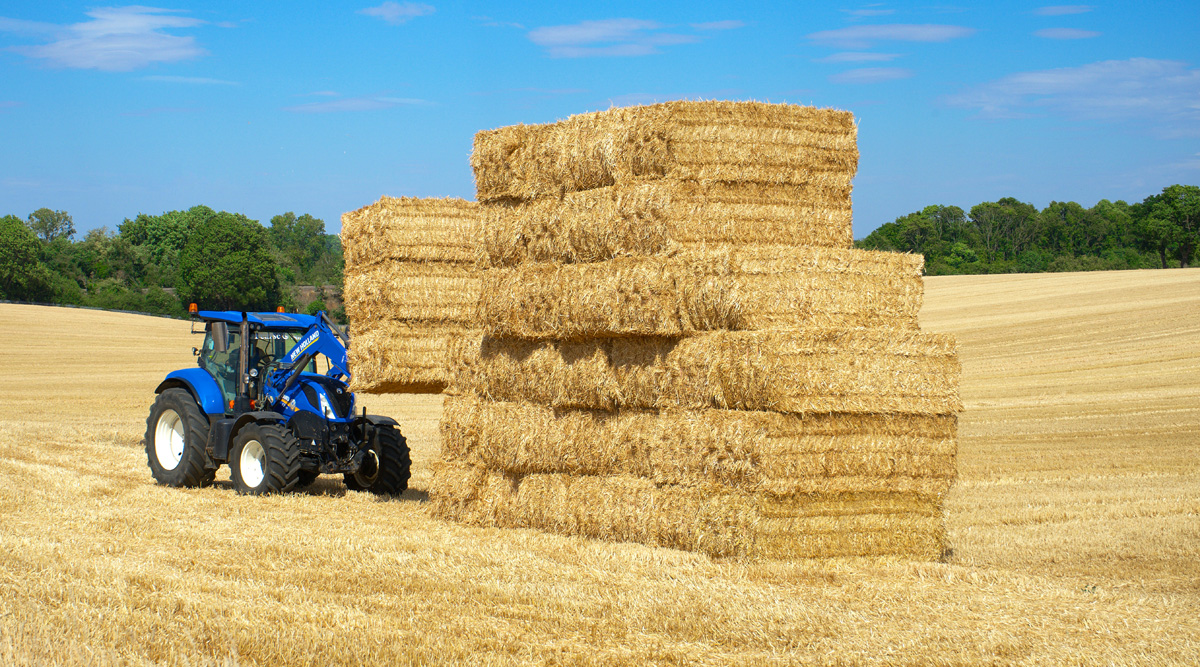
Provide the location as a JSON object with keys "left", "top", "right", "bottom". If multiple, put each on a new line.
{"left": 199, "top": 325, "right": 241, "bottom": 409}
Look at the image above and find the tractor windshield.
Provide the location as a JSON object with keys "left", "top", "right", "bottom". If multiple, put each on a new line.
{"left": 253, "top": 330, "right": 323, "bottom": 374}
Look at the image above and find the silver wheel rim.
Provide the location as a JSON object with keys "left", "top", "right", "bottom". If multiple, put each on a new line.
{"left": 354, "top": 450, "right": 380, "bottom": 488}
{"left": 240, "top": 439, "right": 267, "bottom": 488}
{"left": 154, "top": 409, "right": 185, "bottom": 471}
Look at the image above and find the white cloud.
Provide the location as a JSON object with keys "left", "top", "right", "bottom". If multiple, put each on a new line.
{"left": 527, "top": 19, "right": 700, "bottom": 58}
{"left": 1033, "top": 5, "right": 1093, "bottom": 16}
{"left": 842, "top": 9, "right": 897, "bottom": 18}
{"left": 302, "top": 91, "right": 341, "bottom": 97}
{"left": 1034, "top": 28, "right": 1100, "bottom": 39}
{"left": 830, "top": 67, "right": 913, "bottom": 84}
{"left": 143, "top": 75, "right": 237, "bottom": 85}
{"left": 284, "top": 95, "right": 430, "bottom": 113}
{"left": 945, "top": 58, "right": 1200, "bottom": 136}
{"left": 807, "top": 24, "right": 975, "bottom": 49}
{"left": 0, "top": 6, "right": 206, "bottom": 71}
{"left": 816, "top": 51, "right": 901, "bottom": 63}
{"left": 691, "top": 20, "right": 744, "bottom": 30}
{"left": 358, "top": 2, "right": 434, "bottom": 25}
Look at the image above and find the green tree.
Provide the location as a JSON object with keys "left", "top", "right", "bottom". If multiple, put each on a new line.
{"left": 177, "top": 212, "right": 280, "bottom": 311}
{"left": 1139, "top": 185, "right": 1200, "bottom": 267}
{"left": 26, "top": 208, "right": 75, "bottom": 243}
{"left": 270, "top": 212, "right": 327, "bottom": 283}
{"left": 970, "top": 198, "right": 1039, "bottom": 263}
{"left": 0, "top": 215, "right": 52, "bottom": 300}
{"left": 119, "top": 205, "right": 216, "bottom": 287}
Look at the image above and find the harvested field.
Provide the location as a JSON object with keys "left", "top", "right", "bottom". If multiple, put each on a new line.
{"left": 481, "top": 246, "right": 923, "bottom": 339}
{"left": 1, "top": 267, "right": 1198, "bottom": 665}
{"left": 472, "top": 100, "right": 858, "bottom": 202}
{"left": 481, "top": 180, "right": 852, "bottom": 267}
{"left": 450, "top": 328, "right": 960, "bottom": 414}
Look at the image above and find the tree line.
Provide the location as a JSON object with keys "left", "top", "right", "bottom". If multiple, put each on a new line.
{"left": 856, "top": 184, "right": 1200, "bottom": 275}
{"left": 0, "top": 205, "right": 344, "bottom": 319}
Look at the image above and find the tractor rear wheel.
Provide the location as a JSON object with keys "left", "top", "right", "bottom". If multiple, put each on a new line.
{"left": 230, "top": 423, "right": 301, "bottom": 495}
{"left": 145, "top": 388, "right": 215, "bottom": 487}
{"left": 344, "top": 425, "right": 410, "bottom": 495}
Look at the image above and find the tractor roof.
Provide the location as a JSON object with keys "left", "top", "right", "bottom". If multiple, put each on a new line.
{"left": 196, "top": 311, "right": 320, "bottom": 330}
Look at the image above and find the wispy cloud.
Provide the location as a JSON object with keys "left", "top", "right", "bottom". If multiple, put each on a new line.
{"left": 830, "top": 67, "right": 913, "bottom": 84}
{"left": 0, "top": 101, "right": 22, "bottom": 111}
{"left": 472, "top": 15, "right": 523, "bottom": 29}
{"left": 816, "top": 51, "right": 901, "bottom": 63}
{"left": 358, "top": 2, "right": 434, "bottom": 25}
{"left": 807, "top": 24, "right": 975, "bottom": 49}
{"left": 122, "top": 106, "right": 202, "bottom": 117}
{"left": 284, "top": 95, "right": 430, "bottom": 113}
{"left": 0, "top": 6, "right": 206, "bottom": 71}
{"left": 528, "top": 18, "right": 729, "bottom": 58}
{"left": 945, "top": 57, "right": 1200, "bottom": 136}
{"left": 1033, "top": 5, "right": 1093, "bottom": 16}
{"left": 842, "top": 8, "right": 897, "bottom": 19}
{"left": 301, "top": 91, "right": 341, "bottom": 97}
{"left": 471, "top": 87, "right": 588, "bottom": 96}
{"left": 691, "top": 20, "right": 744, "bottom": 30}
{"left": 142, "top": 75, "right": 238, "bottom": 85}
{"left": 1034, "top": 27, "right": 1100, "bottom": 39}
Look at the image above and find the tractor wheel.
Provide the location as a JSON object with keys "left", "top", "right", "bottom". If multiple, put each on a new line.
{"left": 230, "top": 423, "right": 301, "bottom": 495}
{"left": 145, "top": 388, "right": 215, "bottom": 487}
{"left": 296, "top": 470, "right": 320, "bottom": 488}
{"left": 344, "top": 425, "right": 410, "bottom": 495}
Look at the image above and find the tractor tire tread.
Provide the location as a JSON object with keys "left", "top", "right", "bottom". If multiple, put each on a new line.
{"left": 145, "top": 388, "right": 215, "bottom": 488}
{"left": 231, "top": 423, "right": 301, "bottom": 495}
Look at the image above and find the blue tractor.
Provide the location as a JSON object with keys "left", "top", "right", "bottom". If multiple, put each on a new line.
{"left": 144, "top": 308, "right": 410, "bottom": 495}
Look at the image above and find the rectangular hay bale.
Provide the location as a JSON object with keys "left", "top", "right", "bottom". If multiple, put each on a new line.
{"left": 348, "top": 322, "right": 474, "bottom": 394}
{"left": 481, "top": 181, "right": 852, "bottom": 267}
{"left": 480, "top": 246, "right": 924, "bottom": 339}
{"left": 440, "top": 394, "right": 958, "bottom": 494}
{"left": 450, "top": 328, "right": 961, "bottom": 415}
{"left": 472, "top": 100, "right": 858, "bottom": 202}
{"left": 342, "top": 196, "right": 478, "bottom": 267}
{"left": 429, "top": 462, "right": 946, "bottom": 560}
{"left": 343, "top": 261, "right": 479, "bottom": 328}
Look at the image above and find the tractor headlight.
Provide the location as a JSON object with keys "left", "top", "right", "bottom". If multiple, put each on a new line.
{"left": 318, "top": 391, "right": 336, "bottom": 419}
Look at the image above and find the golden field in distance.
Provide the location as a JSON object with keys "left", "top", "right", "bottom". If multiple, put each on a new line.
{"left": 1, "top": 268, "right": 1198, "bottom": 665}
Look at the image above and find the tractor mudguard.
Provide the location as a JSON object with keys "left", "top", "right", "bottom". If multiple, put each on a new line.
{"left": 361, "top": 414, "right": 399, "bottom": 428}
{"left": 157, "top": 369, "right": 225, "bottom": 415}
{"left": 207, "top": 411, "right": 287, "bottom": 462}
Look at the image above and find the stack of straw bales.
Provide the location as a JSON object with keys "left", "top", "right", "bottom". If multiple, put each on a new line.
{"left": 430, "top": 100, "right": 961, "bottom": 560}
{"left": 341, "top": 196, "right": 479, "bottom": 393}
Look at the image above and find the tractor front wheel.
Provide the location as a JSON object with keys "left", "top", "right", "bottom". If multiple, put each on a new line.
{"left": 145, "top": 388, "right": 215, "bottom": 487}
{"left": 230, "top": 423, "right": 301, "bottom": 495}
{"left": 344, "top": 425, "right": 410, "bottom": 495}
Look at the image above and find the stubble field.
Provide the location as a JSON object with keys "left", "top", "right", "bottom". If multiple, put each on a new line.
{"left": 1, "top": 268, "right": 1198, "bottom": 665}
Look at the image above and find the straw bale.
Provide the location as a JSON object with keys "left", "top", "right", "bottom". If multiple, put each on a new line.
{"left": 341, "top": 196, "right": 478, "bottom": 267}
{"left": 348, "top": 322, "right": 474, "bottom": 394}
{"left": 481, "top": 181, "right": 852, "bottom": 267}
{"left": 480, "top": 246, "right": 924, "bottom": 339}
{"left": 441, "top": 395, "right": 958, "bottom": 493}
{"left": 429, "top": 463, "right": 946, "bottom": 559}
{"left": 472, "top": 101, "right": 858, "bottom": 202}
{"left": 450, "top": 328, "right": 961, "bottom": 415}
{"left": 343, "top": 261, "right": 479, "bottom": 327}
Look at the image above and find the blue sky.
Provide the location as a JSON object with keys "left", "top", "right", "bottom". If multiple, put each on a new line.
{"left": 1, "top": 1, "right": 1197, "bottom": 239}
